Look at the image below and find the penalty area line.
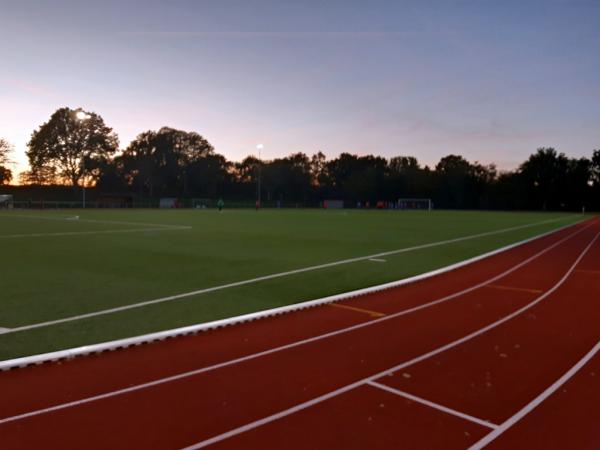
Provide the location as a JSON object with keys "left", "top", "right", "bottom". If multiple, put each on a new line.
{"left": 0, "top": 213, "right": 190, "bottom": 230}
{"left": 0, "top": 227, "right": 192, "bottom": 239}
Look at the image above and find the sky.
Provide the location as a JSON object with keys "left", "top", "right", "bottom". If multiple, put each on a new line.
{"left": 1, "top": 0, "right": 599, "bottom": 180}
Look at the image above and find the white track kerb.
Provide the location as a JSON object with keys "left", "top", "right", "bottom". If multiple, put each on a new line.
{"left": 0, "top": 216, "right": 584, "bottom": 371}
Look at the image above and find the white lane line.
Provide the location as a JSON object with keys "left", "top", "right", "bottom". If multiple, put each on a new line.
{"left": 468, "top": 339, "right": 600, "bottom": 449}
{"left": 0, "top": 216, "right": 576, "bottom": 335}
{"left": 177, "top": 231, "right": 600, "bottom": 450}
{"left": 0, "top": 222, "right": 593, "bottom": 426}
{"left": 0, "top": 227, "right": 191, "bottom": 239}
{"left": 0, "top": 213, "right": 188, "bottom": 229}
{"left": 369, "top": 258, "right": 386, "bottom": 263}
{"left": 0, "top": 328, "right": 10, "bottom": 333}
{"left": 366, "top": 381, "right": 498, "bottom": 429}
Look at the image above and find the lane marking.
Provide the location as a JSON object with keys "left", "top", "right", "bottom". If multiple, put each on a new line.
{"left": 484, "top": 284, "right": 543, "bottom": 295}
{"left": 0, "top": 328, "right": 10, "bottom": 333}
{"left": 468, "top": 339, "right": 600, "bottom": 449}
{"left": 0, "top": 216, "right": 577, "bottom": 335}
{"left": 0, "top": 227, "right": 191, "bottom": 239}
{"left": 575, "top": 269, "right": 600, "bottom": 275}
{"left": 369, "top": 258, "right": 386, "bottom": 263}
{"left": 177, "top": 231, "right": 600, "bottom": 450}
{"left": 366, "top": 381, "right": 498, "bottom": 429}
{"left": 0, "top": 213, "right": 188, "bottom": 229}
{"left": 0, "top": 223, "right": 594, "bottom": 427}
{"left": 329, "top": 303, "right": 385, "bottom": 318}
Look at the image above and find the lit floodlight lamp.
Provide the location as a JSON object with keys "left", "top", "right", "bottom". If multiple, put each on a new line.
{"left": 76, "top": 111, "right": 90, "bottom": 121}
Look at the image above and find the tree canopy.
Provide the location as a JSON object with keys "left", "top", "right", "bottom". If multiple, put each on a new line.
{"left": 27, "top": 107, "right": 119, "bottom": 187}
{"left": 0, "top": 138, "right": 13, "bottom": 185}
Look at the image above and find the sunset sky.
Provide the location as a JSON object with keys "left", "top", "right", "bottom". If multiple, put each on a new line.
{"left": 1, "top": 0, "right": 599, "bottom": 178}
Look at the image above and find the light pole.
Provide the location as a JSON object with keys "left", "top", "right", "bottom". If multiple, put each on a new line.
{"left": 75, "top": 110, "right": 91, "bottom": 208}
{"left": 256, "top": 144, "right": 263, "bottom": 208}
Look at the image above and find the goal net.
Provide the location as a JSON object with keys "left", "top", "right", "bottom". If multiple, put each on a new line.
{"left": 397, "top": 198, "right": 432, "bottom": 211}
{"left": 0, "top": 195, "right": 13, "bottom": 209}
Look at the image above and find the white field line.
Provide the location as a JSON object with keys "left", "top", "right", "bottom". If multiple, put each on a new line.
{"left": 0, "top": 213, "right": 189, "bottom": 229}
{"left": 178, "top": 231, "right": 600, "bottom": 450}
{"left": 366, "top": 381, "right": 498, "bottom": 429}
{"left": 0, "top": 218, "right": 588, "bottom": 371}
{"left": 0, "top": 227, "right": 191, "bottom": 239}
{"left": 0, "top": 216, "right": 576, "bottom": 337}
{"left": 368, "top": 258, "right": 386, "bottom": 262}
{"left": 0, "top": 222, "right": 593, "bottom": 426}
{"left": 0, "top": 328, "right": 10, "bottom": 333}
{"left": 468, "top": 339, "right": 600, "bottom": 449}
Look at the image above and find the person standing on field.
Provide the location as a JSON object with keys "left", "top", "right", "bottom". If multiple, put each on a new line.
{"left": 217, "top": 198, "right": 224, "bottom": 212}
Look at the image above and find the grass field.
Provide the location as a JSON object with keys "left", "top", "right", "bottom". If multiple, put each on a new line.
{"left": 0, "top": 209, "right": 584, "bottom": 361}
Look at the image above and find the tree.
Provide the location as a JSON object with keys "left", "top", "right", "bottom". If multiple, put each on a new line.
{"left": 18, "top": 167, "right": 59, "bottom": 186}
{"left": 325, "top": 153, "right": 388, "bottom": 202}
{"left": 434, "top": 155, "right": 473, "bottom": 208}
{"left": 262, "top": 153, "right": 312, "bottom": 202}
{"left": 387, "top": 156, "right": 430, "bottom": 199}
{"left": 591, "top": 150, "right": 600, "bottom": 186}
{"left": 0, "top": 167, "right": 11, "bottom": 185}
{"left": 518, "top": 148, "right": 569, "bottom": 210}
{"left": 120, "top": 127, "right": 216, "bottom": 197}
{"left": 310, "top": 152, "right": 328, "bottom": 187}
{"left": 0, "top": 138, "right": 13, "bottom": 185}
{"left": 27, "top": 107, "right": 119, "bottom": 187}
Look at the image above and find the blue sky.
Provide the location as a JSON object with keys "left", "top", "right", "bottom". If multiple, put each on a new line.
{"left": 1, "top": 0, "right": 599, "bottom": 177}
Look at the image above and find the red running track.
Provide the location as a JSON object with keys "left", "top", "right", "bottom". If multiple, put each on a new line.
{"left": 0, "top": 218, "right": 599, "bottom": 449}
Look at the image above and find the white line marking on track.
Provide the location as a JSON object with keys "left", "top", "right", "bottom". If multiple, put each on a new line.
{"left": 0, "top": 227, "right": 192, "bottom": 239}
{"left": 467, "top": 339, "right": 600, "bottom": 449}
{"left": 0, "top": 216, "right": 576, "bottom": 334}
{"left": 366, "top": 381, "right": 498, "bottom": 429}
{"left": 176, "top": 230, "right": 600, "bottom": 449}
{"left": 368, "top": 258, "right": 386, "bottom": 262}
{"left": 0, "top": 223, "right": 594, "bottom": 428}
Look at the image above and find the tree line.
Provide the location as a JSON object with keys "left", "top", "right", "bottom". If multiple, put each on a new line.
{"left": 2, "top": 107, "right": 599, "bottom": 210}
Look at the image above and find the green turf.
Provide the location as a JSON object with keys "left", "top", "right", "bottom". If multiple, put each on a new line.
{"left": 0, "top": 209, "right": 585, "bottom": 360}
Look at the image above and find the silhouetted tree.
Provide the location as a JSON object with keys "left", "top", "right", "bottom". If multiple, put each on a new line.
{"left": 262, "top": 152, "right": 312, "bottom": 202}
{"left": 0, "top": 138, "right": 13, "bottom": 185}
{"left": 27, "top": 107, "right": 118, "bottom": 187}
{"left": 518, "top": 148, "right": 570, "bottom": 210}
{"left": 18, "top": 167, "right": 59, "bottom": 186}
{"left": 434, "top": 155, "right": 473, "bottom": 208}
{"left": 120, "top": 127, "right": 217, "bottom": 197}
{"left": 591, "top": 150, "right": 600, "bottom": 186}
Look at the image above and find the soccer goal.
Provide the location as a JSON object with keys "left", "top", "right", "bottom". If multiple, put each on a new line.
{"left": 397, "top": 198, "right": 432, "bottom": 211}
{"left": 0, "top": 195, "right": 13, "bottom": 209}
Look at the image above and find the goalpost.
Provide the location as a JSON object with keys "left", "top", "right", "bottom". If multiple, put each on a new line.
{"left": 397, "top": 198, "right": 432, "bottom": 211}
{"left": 0, "top": 195, "right": 13, "bottom": 209}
